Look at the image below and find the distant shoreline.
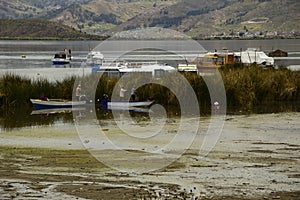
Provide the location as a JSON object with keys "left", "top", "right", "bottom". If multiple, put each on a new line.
{"left": 0, "top": 38, "right": 105, "bottom": 41}
{"left": 0, "top": 36, "right": 299, "bottom": 41}
{"left": 0, "top": 36, "right": 108, "bottom": 41}
{"left": 193, "top": 36, "right": 300, "bottom": 41}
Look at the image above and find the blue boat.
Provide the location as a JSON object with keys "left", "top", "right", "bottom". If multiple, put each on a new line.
{"left": 30, "top": 99, "right": 86, "bottom": 110}
{"left": 52, "top": 51, "right": 71, "bottom": 65}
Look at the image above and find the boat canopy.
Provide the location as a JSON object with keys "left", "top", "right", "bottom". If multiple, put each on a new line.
{"left": 54, "top": 52, "right": 67, "bottom": 59}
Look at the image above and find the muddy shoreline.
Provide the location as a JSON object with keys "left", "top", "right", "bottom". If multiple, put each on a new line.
{"left": 0, "top": 113, "right": 299, "bottom": 199}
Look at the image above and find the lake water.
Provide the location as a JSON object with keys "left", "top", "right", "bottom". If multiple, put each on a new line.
{"left": 0, "top": 39, "right": 299, "bottom": 129}
{"left": 0, "top": 39, "right": 299, "bottom": 71}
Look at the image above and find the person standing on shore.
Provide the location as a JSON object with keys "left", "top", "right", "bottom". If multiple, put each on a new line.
{"left": 119, "top": 86, "right": 127, "bottom": 101}
{"left": 130, "top": 86, "right": 136, "bottom": 101}
{"left": 76, "top": 84, "right": 81, "bottom": 101}
{"left": 213, "top": 101, "right": 220, "bottom": 114}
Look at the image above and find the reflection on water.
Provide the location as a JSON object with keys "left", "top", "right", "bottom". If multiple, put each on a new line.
{"left": 0, "top": 105, "right": 154, "bottom": 131}
{"left": 0, "top": 106, "right": 74, "bottom": 131}
{"left": 227, "top": 101, "right": 300, "bottom": 115}
{"left": 0, "top": 101, "right": 299, "bottom": 130}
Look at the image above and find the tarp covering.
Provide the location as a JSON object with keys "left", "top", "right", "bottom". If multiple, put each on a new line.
{"left": 236, "top": 49, "right": 274, "bottom": 66}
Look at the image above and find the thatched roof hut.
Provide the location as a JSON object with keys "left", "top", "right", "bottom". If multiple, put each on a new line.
{"left": 268, "top": 49, "right": 288, "bottom": 57}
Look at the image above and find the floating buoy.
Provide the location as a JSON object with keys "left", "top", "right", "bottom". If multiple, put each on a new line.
{"left": 21, "top": 55, "right": 26, "bottom": 59}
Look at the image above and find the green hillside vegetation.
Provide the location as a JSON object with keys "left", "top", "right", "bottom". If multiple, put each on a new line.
{"left": 118, "top": 0, "right": 300, "bottom": 37}
{"left": 52, "top": 0, "right": 179, "bottom": 34}
{"left": 0, "top": 0, "right": 299, "bottom": 37}
{"left": 0, "top": 18, "right": 105, "bottom": 40}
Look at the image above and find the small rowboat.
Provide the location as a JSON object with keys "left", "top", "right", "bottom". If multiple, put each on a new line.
{"left": 30, "top": 99, "right": 86, "bottom": 110}
{"left": 102, "top": 100, "right": 154, "bottom": 110}
{"left": 108, "top": 101, "right": 153, "bottom": 108}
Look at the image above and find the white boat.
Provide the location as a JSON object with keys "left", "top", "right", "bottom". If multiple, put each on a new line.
{"left": 93, "top": 61, "right": 176, "bottom": 77}
{"left": 108, "top": 101, "right": 154, "bottom": 108}
{"left": 30, "top": 99, "right": 86, "bottom": 109}
{"left": 235, "top": 48, "right": 274, "bottom": 67}
{"left": 52, "top": 51, "right": 71, "bottom": 65}
{"left": 86, "top": 51, "right": 104, "bottom": 65}
{"left": 101, "top": 100, "right": 153, "bottom": 110}
{"left": 178, "top": 63, "right": 198, "bottom": 72}
{"left": 107, "top": 106, "right": 151, "bottom": 113}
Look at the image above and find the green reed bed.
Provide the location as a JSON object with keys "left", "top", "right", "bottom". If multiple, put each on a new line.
{"left": 220, "top": 64, "right": 300, "bottom": 111}
{"left": 0, "top": 74, "right": 76, "bottom": 107}
{"left": 0, "top": 65, "right": 299, "bottom": 113}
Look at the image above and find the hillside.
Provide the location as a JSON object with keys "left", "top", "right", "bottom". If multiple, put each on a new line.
{"left": 0, "top": 19, "right": 104, "bottom": 40}
{"left": 116, "top": 0, "right": 300, "bottom": 37}
{"left": 0, "top": 0, "right": 299, "bottom": 38}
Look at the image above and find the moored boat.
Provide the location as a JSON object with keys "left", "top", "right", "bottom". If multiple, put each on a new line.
{"left": 52, "top": 50, "right": 72, "bottom": 65}
{"left": 101, "top": 100, "right": 154, "bottom": 110}
{"left": 108, "top": 101, "right": 154, "bottom": 107}
{"left": 92, "top": 61, "right": 176, "bottom": 78}
{"left": 86, "top": 50, "right": 104, "bottom": 66}
{"left": 235, "top": 48, "right": 274, "bottom": 67}
{"left": 30, "top": 99, "right": 86, "bottom": 110}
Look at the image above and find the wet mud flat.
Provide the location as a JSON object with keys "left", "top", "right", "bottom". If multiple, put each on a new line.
{"left": 0, "top": 113, "right": 300, "bottom": 199}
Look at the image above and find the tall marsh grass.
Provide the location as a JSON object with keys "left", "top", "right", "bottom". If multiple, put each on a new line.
{"left": 0, "top": 65, "right": 299, "bottom": 113}
{"left": 0, "top": 74, "right": 75, "bottom": 107}
{"left": 220, "top": 64, "right": 300, "bottom": 111}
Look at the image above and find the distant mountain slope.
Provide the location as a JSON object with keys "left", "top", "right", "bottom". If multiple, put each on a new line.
{"left": 117, "top": 0, "right": 300, "bottom": 37}
{"left": 0, "top": 0, "right": 91, "bottom": 18}
{"left": 0, "top": 0, "right": 299, "bottom": 37}
{"left": 0, "top": 18, "right": 103, "bottom": 40}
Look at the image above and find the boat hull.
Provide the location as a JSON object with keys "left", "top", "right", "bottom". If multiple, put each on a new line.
{"left": 52, "top": 59, "right": 70, "bottom": 65}
{"left": 30, "top": 99, "right": 86, "bottom": 110}
{"left": 102, "top": 101, "right": 154, "bottom": 110}
{"left": 108, "top": 101, "right": 153, "bottom": 107}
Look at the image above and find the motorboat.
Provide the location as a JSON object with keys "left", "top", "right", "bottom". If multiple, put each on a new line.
{"left": 93, "top": 61, "right": 176, "bottom": 78}
{"left": 52, "top": 51, "right": 71, "bottom": 65}
{"left": 86, "top": 51, "right": 104, "bottom": 65}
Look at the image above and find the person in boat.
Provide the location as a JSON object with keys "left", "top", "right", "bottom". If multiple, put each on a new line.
{"left": 76, "top": 84, "right": 81, "bottom": 101}
{"left": 100, "top": 94, "right": 109, "bottom": 110}
{"left": 79, "top": 95, "right": 88, "bottom": 101}
{"left": 130, "top": 86, "right": 136, "bottom": 101}
{"left": 40, "top": 93, "right": 49, "bottom": 101}
{"left": 119, "top": 86, "right": 127, "bottom": 101}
